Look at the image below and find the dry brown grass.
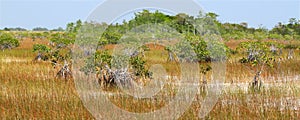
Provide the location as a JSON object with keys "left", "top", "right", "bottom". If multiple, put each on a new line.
{"left": 17, "top": 37, "right": 49, "bottom": 50}
{"left": 0, "top": 38, "right": 299, "bottom": 119}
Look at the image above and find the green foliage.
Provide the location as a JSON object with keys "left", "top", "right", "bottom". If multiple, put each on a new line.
{"left": 253, "top": 31, "right": 267, "bottom": 40}
{"left": 0, "top": 32, "right": 20, "bottom": 50}
{"left": 32, "top": 44, "right": 51, "bottom": 61}
{"left": 32, "top": 24, "right": 77, "bottom": 63}
{"left": 32, "top": 27, "right": 48, "bottom": 31}
{"left": 95, "top": 50, "right": 112, "bottom": 68}
{"left": 100, "top": 31, "right": 122, "bottom": 44}
{"left": 208, "top": 40, "right": 228, "bottom": 61}
{"left": 237, "top": 41, "right": 283, "bottom": 89}
{"left": 51, "top": 27, "right": 64, "bottom": 31}
{"left": 80, "top": 50, "right": 112, "bottom": 75}
{"left": 33, "top": 44, "right": 51, "bottom": 53}
{"left": 219, "top": 18, "right": 300, "bottom": 40}
{"left": 237, "top": 41, "right": 279, "bottom": 68}
{"left": 81, "top": 49, "right": 151, "bottom": 79}
{"left": 2, "top": 27, "right": 27, "bottom": 31}
{"left": 284, "top": 35, "right": 293, "bottom": 40}
{"left": 130, "top": 56, "right": 151, "bottom": 77}
{"left": 271, "top": 18, "right": 300, "bottom": 37}
{"left": 183, "top": 34, "right": 228, "bottom": 62}
{"left": 93, "top": 10, "right": 300, "bottom": 45}
{"left": 185, "top": 34, "right": 209, "bottom": 61}
{"left": 66, "top": 20, "right": 82, "bottom": 33}
{"left": 269, "top": 33, "right": 283, "bottom": 40}
{"left": 166, "top": 34, "right": 227, "bottom": 75}
{"left": 50, "top": 33, "right": 75, "bottom": 46}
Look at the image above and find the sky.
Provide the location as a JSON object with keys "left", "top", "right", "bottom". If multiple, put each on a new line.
{"left": 0, "top": 0, "right": 299, "bottom": 30}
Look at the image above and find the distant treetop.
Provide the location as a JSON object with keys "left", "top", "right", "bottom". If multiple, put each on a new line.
{"left": 32, "top": 27, "right": 49, "bottom": 31}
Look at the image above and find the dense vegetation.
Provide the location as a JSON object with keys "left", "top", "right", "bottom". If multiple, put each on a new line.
{"left": 98, "top": 10, "right": 300, "bottom": 43}
{"left": 3, "top": 10, "right": 300, "bottom": 41}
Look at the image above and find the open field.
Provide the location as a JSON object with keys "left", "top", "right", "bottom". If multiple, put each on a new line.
{"left": 1, "top": 38, "right": 300, "bottom": 119}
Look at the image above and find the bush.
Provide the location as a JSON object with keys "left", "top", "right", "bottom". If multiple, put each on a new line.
{"left": 0, "top": 32, "right": 19, "bottom": 50}
{"left": 33, "top": 44, "right": 51, "bottom": 61}
{"left": 284, "top": 35, "right": 293, "bottom": 40}
{"left": 269, "top": 34, "right": 283, "bottom": 40}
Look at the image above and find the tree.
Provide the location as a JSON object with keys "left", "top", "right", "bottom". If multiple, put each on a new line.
{"left": 205, "top": 12, "right": 219, "bottom": 21}
{"left": 32, "top": 27, "right": 48, "bottom": 31}
{"left": 237, "top": 41, "right": 280, "bottom": 90}
{"left": 0, "top": 32, "right": 20, "bottom": 50}
{"left": 33, "top": 44, "right": 51, "bottom": 61}
{"left": 2, "top": 27, "right": 27, "bottom": 31}
{"left": 51, "top": 27, "right": 64, "bottom": 31}
{"left": 32, "top": 31, "right": 75, "bottom": 80}
{"left": 240, "top": 22, "right": 248, "bottom": 28}
{"left": 81, "top": 46, "right": 152, "bottom": 88}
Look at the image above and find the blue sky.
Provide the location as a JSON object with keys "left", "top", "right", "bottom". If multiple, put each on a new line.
{"left": 0, "top": 0, "right": 299, "bottom": 30}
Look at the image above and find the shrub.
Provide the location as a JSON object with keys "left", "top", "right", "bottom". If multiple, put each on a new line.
{"left": 0, "top": 32, "right": 19, "bottom": 50}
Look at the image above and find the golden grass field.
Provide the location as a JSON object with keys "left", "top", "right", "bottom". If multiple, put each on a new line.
{"left": 1, "top": 38, "right": 300, "bottom": 119}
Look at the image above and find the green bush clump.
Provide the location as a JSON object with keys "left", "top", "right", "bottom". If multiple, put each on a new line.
{"left": 0, "top": 32, "right": 19, "bottom": 50}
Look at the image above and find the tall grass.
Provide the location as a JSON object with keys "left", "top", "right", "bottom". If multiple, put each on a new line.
{"left": 0, "top": 39, "right": 299, "bottom": 119}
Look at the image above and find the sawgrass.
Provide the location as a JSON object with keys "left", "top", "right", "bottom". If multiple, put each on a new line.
{"left": 0, "top": 38, "right": 299, "bottom": 119}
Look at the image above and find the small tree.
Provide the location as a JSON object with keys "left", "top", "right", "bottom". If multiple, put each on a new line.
{"left": 0, "top": 32, "right": 19, "bottom": 50}
{"left": 32, "top": 32, "right": 75, "bottom": 80}
{"left": 81, "top": 45, "right": 152, "bottom": 88}
{"left": 237, "top": 41, "right": 279, "bottom": 90}
{"left": 33, "top": 44, "right": 51, "bottom": 61}
{"left": 165, "top": 34, "right": 226, "bottom": 95}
